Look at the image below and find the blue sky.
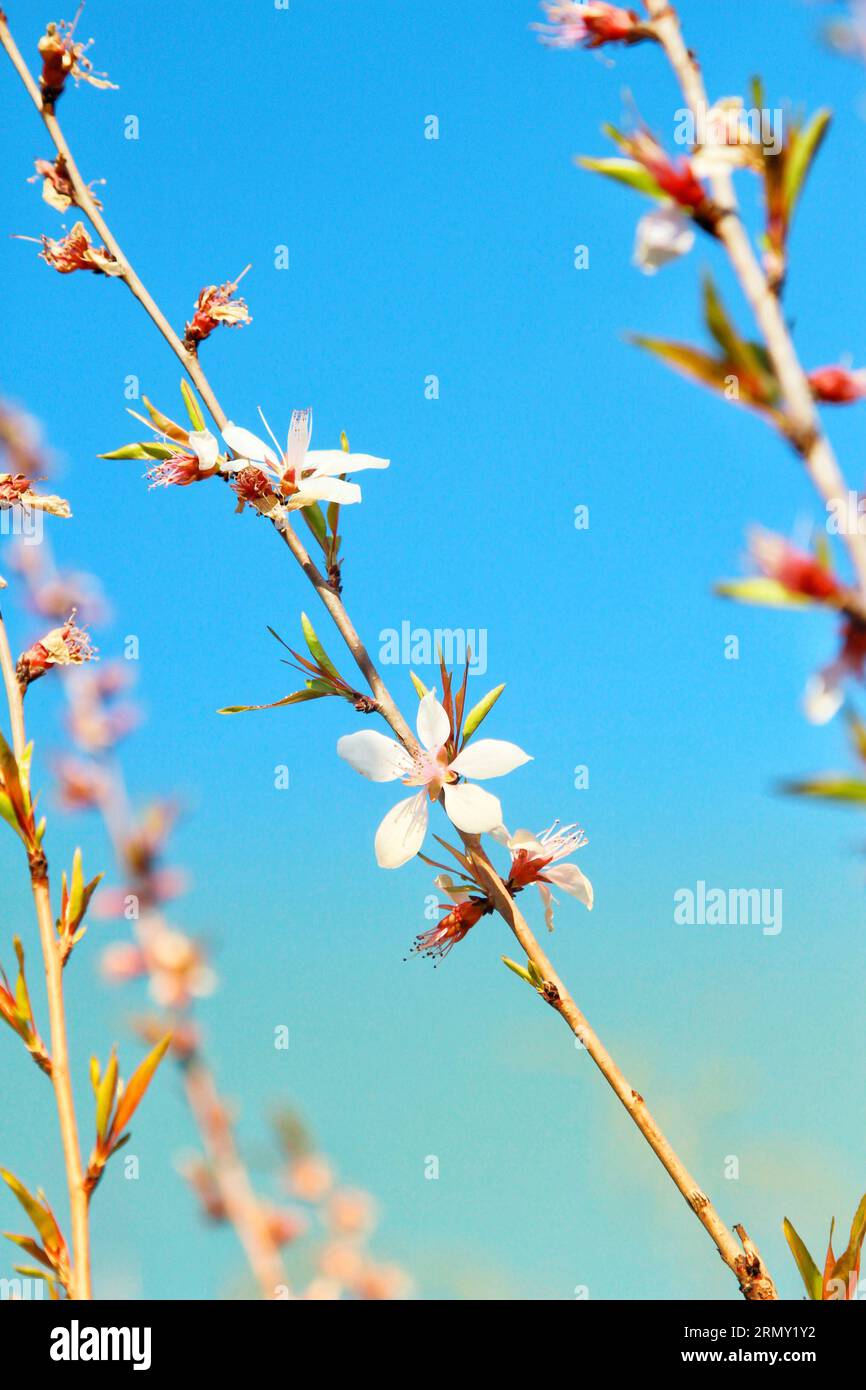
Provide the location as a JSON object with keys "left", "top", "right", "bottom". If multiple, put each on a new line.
{"left": 1, "top": 0, "right": 865, "bottom": 1300}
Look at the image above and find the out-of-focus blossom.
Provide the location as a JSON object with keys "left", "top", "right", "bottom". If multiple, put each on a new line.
{"left": 318, "top": 1240, "right": 364, "bottom": 1285}
{"left": 0, "top": 401, "right": 48, "bottom": 479}
{"left": 690, "top": 98, "right": 767, "bottom": 178}
{"left": 36, "top": 221, "right": 122, "bottom": 276}
{"left": 338, "top": 690, "right": 531, "bottom": 869}
{"left": 37, "top": 17, "right": 117, "bottom": 105}
{"left": 178, "top": 1155, "right": 228, "bottom": 1223}
{"left": 327, "top": 1189, "right": 376, "bottom": 1238}
{"left": 750, "top": 529, "right": 842, "bottom": 603}
{"left": 222, "top": 408, "right": 388, "bottom": 512}
{"left": 264, "top": 1204, "right": 308, "bottom": 1247}
{"left": 184, "top": 268, "right": 252, "bottom": 350}
{"left": 301, "top": 1277, "right": 343, "bottom": 1300}
{"left": 495, "top": 821, "right": 593, "bottom": 930}
{"left": 145, "top": 431, "right": 221, "bottom": 489}
{"left": 805, "top": 621, "right": 866, "bottom": 724}
{"left": 808, "top": 365, "right": 866, "bottom": 404}
{"left": 633, "top": 204, "right": 695, "bottom": 274}
{"left": 288, "top": 1154, "right": 334, "bottom": 1204}
{"left": 533, "top": 2, "right": 651, "bottom": 50}
{"left": 101, "top": 927, "right": 215, "bottom": 1009}
{"left": 17, "top": 611, "right": 96, "bottom": 690}
{"left": 352, "top": 1261, "right": 412, "bottom": 1301}
{"left": 53, "top": 754, "right": 110, "bottom": 811}
{"left": 0, "top": 472, "right": 70, "bottom": 517}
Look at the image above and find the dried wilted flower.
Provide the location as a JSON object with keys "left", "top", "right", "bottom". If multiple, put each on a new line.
{"left": 29, "top": 154, "right": 103, "bottom": 214}
{"left": 17, "top": 611, "right": 96, "bottom": 690}
{"left": 0, "top": 401, "right": 48, "bottom": 479}
{"left": 52, "top": 754, "right": 109, "bottom": 811}
{"left": 183, "top": 267, "right": 252, "bottom": 351}
{"left": 37, "top": 14, "right": 117, "bottom": 107}
{"left": 0, "top": 473, "right": 70, "bottom": 517}
{"left": 37, "top": 221, "right": 122, "bottom": 276}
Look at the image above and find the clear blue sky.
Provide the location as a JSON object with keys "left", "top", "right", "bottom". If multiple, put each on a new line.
{"left": 1, "top": 0, "right": 865, "bottom": 1299}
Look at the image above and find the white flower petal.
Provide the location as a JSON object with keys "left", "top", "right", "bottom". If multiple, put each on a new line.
{"left": 375, "top": 792, "right": 428, "bottom": 868}
{"left": 299, "top": 476, "right": 362, "bottom": 505}
{"left": 337, "top": 730, "right": 411, "bottom": 781}
{"left": 633, "top": 205, "right": 695, "bottom": 276}
{"left": 433, "top": 873, "right": 473, "bottom": 902}
{"left": 307, "top": 450, "right": 390, "bottom": 476}
{"left": 545, "top": 862, "right": 593, "bottom": 910}
{"left": 803, "top": 672, "right": 844, "bottom": 725}
{"left": 489, "top": 823, "right": 512, "bottom": 846}
{"left": 443, "top": 781, "right": 503, "bottom": 834}
{"left": 537, "top": 882, "right": 556, "bottom": 933}
{"left": 449, "top": 739, "right": 532, "bottom": 781}
{"left": 189, "top": 429, "right": 219, "bottom": 467}
{"left": 416, "top": 691, "right": 450, "bottom": 751}
{"left": 285, "top": 409, "right": 312, "bottom": 474}
{"left": 222, "top": 422, "right": 279, "bottom": 467}
{"left": 507, "top": 828, "right": 546, "bottom": 855}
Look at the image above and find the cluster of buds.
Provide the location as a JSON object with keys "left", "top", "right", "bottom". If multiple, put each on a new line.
{"left": 1, "top": 1168, "right": 71, "bottom": 1298}
{"left": 37, "top": 15, "right": 116, "bottom": 107}
{"left": 57, "top": 847, "right": 102, "bottom": 966}
{"left": 16, "top": 610, "right": 96, "bottom": 692}
{"left": 83, "top": 1035, "right": 172, "bottom": 1196}
{"left": 533, "top": 1, "right": 655, "bottom": 50}
{"left": 0, "top": 472, "right": 70, "bottom": 518}
{"left": 0, "top": 938, "right": 51, "bottom": 1074}
{"left": 183, "top": 267, "right": 252, "bottom": 352}
{"left": 37, "top": 222, "right": 121, "bottom": 276}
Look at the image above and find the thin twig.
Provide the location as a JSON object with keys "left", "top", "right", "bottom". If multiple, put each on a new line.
{"left": 0, "top": 608, "right": 91, "bottom": 1299}
{"left": 645, "top": 0, "right": 866, "bottom": 598}
{"left": 0, "top": 11, "right": 776, "bottom": 1299}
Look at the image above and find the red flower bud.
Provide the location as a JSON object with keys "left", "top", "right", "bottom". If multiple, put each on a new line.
{"left": 808, "top": 366, "right": 866, "bottom": 404}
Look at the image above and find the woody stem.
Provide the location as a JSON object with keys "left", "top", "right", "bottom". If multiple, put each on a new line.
{"left": 0, "top": 12, "right": 775, "bottom": 1299}
{"left": 0, "top": 609, "right": 91, "bottom": 1299}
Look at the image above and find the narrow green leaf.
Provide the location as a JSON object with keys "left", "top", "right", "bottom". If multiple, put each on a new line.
{"left": 409, "top": 672, "right": 428, "bottom": 699}
{"left": 0, "top": 1171, "right": 60, "bottom": 1252}
{"left": 783, "top": 1218, "right": 823, "bottom": 1300}
{"left": 780, "top": 776, "right": 866, "bottom": 803}
{"left": 501, "top": 956, "right": 536, "bottom": 988}
{"left": 783, "top": 109, "right": 831, "bottom": 219}
{"left": 110, "top": 1034, "right": 172, "bottom": 1141}
{"left": 96, "top": 1049, "right": 118, "bottom": 1142}
{"left": 98, "top": 443, "right": 158, "bottom": 461}
{"left": 218, "top": 689, "right": 327, "bottom": 714}
{"left": 301, "top": 502, "right": 328, "bottom": 547}
{"left": 715, "top": 578, "right": 811, "bottom": 608}
{"left": 179, "top": 380, "right": 206, "bottom": 433}
{"left": 300, "top": 612, "right": 341, "bottom": 680}
{"left": 576, "top": 156, "right": 664, "bottom": 198}
{"left": 462, "top": 684, "right": 506, "bottom": 742}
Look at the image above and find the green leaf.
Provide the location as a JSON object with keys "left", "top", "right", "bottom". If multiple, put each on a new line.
{"left": 833, "top": 1193, "right": 866, "bottom": 1288}
{"left": 576, "top": 156, "right": 664, "bottom": 199}
{"left": 98, "top": 443, "right": 156, "bottom": 461}
{"left": 96, "top": 1048, "right": 118, "bottom": 1142}
{"left": 714, "top": 578, "right": 811, "bottom": 608}
{"left": 501, "top": 956, "right": 536, "bottom": 988}
{"left": 301, "top": 502, "right": 328, "bottom": 547}
{"left": 109, "top": 1035, "right": 172, "bottom": 1142}
{"left": 218, "top": 689, "right": 327, "bottom": 714}
{"left": 462, "top": 684, "right": 506, "bottom": 742}
{"left": 783, "top": 109, "right": 831, "bottom": 219}
{"left": 780, "top": 776, "right": 866, "bottom": 803}
{"left": 0, "top": 1171, "right": 61, "bottom": 1252}
{"left": 3, "top": 1233, "right": 53, "bottom": 1270}
{"left": 300, "top": 612, "right": 341, "bottom": 680}
{"left": 783, "top": 1218, "right": 823, "bottom": 1300}
{"left": 179, "top": 380, "right": 206, "bottom": 433}
{"left": 409, "top": 672, "right": 428, "bottom": 699}
{"left": 137, "top": 398, "right": 188, "bottom": 444}
{"left": 630, "top": 336, "right": 735, "bottom": 395}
